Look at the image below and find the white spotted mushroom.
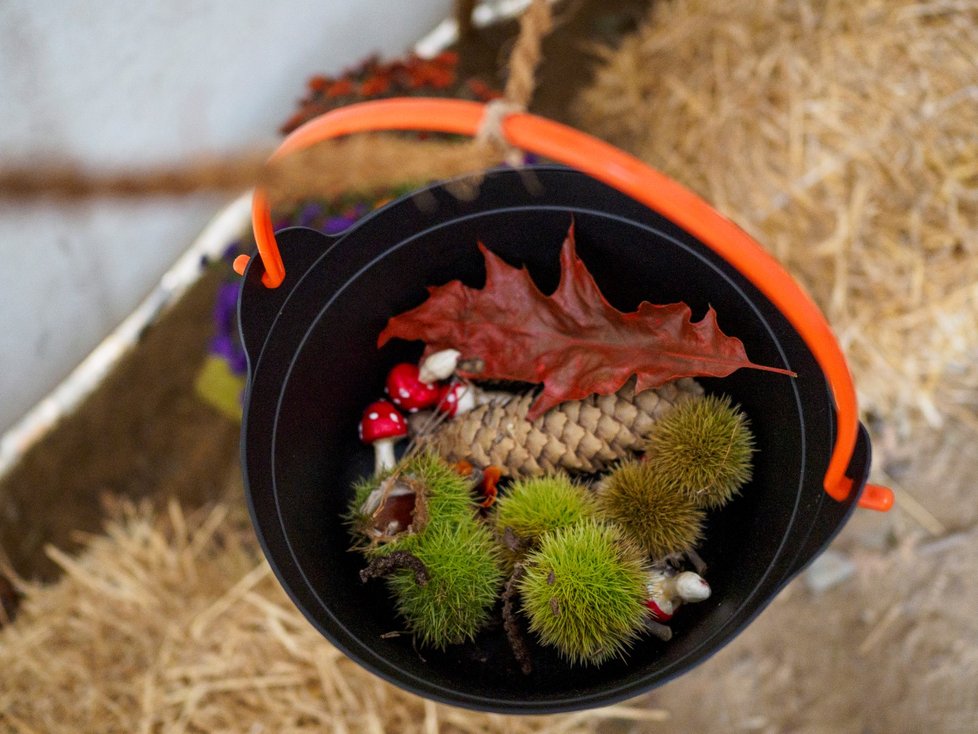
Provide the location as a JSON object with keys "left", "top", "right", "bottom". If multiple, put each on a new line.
{"left": 437, "top": 382, "right": 479, "bottom": 417}
{"left": 436, "top": 381, "right": 513, "bottom": 418}
{"left": 384, "top": 363, "right": 442, "bottom": 412}
{"left": 359, "top": 400, "right": 408, "bottom": 475}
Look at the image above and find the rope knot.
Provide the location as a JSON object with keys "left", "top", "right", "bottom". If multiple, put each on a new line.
{"left": 476, "top": 99, "right": 527, "bottom": 169}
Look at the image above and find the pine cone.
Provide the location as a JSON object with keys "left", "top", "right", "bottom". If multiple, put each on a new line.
{"left": 412, "top": 379, "right": 703, "bottom": 478}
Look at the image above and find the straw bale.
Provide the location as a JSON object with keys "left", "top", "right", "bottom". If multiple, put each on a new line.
{"left": 575, "top": 0, "right": 978, "bottom": 434}
{"left": 0, "top": 500, "right": 665, "bottom": 733}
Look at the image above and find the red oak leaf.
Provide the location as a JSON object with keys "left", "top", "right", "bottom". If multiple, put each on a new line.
{"left": 378, "top": 223, "right": 795, "bottom": 419}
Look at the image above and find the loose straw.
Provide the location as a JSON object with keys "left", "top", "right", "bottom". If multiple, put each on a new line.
{"left": 0, "top": 500, "right": 667, "bottom": 733}
{"left": 576, "top": 0, "right": 978, "bottom": 435}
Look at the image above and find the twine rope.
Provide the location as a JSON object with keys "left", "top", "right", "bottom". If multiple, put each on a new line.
{"left": 502, "top": 0, "right": 553, "bottom": 110}
{"left": 0, "top": 137, "right": 499, "bottom": 204}
{"left": 0, "top": 1, "right": 556, "bottom": 202}
{"left": 475, "top": 0, "right": 554, "bottom": 165}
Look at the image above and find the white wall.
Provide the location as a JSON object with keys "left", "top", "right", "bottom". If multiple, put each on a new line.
{"left": 0, "top": 0, "right": 453, "bottom": 435}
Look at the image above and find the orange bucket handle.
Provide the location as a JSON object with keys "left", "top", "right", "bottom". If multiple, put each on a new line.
{"left": 236, "top": 98, "right": 892, "bottom": 511}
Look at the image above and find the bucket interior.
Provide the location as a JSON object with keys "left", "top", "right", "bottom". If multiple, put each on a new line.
{"left": 241, "top": 168, "right": 843, "bottom": 712}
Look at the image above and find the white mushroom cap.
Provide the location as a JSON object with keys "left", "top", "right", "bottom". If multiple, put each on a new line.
{"left": 419, "top": 349, "right": 461, "bottom": 383}
{"left": 674, "top": 571, "right": 711, "bottom": 603}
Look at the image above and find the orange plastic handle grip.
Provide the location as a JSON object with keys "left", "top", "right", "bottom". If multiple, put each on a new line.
{"left": 243, "top": 97, "right": 891, "bottom": 509}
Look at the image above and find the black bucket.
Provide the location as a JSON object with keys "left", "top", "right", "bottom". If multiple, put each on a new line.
{"left": 238, "top": 166, "right": 874, "bottom": 713}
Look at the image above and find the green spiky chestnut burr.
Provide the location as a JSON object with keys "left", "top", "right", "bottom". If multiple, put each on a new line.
{"left": 386, "top": 519, "right": 504, "bottom": 649}
{"left": 347, "top": 451, "right": 474, "bottom": 552}
{"left": 644, "top": 395, "right": 755, "bottom": 509}
{"left": 519, "top": 520, "right": 648, "bottom": 665}
{"left": 348, "top": 452, "right": 504, "bottom": 648}
{"left": 493, "top": 474, "right": 599, "bottom": 550}
{"left": 597, "top": 460, "right": 705, "bottom": 559}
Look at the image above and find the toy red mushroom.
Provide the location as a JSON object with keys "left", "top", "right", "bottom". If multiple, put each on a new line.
{"left": 437, "top": 382, "right": 479, "bottom": 417}
{"left": 436, "top": 381, "right": 514, "bottom": 418}
{"left": 643, "top": 566, "right": 711, "bottom": 641}
{"left": 385, "top": 363, "right": 442, "bottom": 412}
{"left": 359, "top": 400, "right": 408, "bottom": 475}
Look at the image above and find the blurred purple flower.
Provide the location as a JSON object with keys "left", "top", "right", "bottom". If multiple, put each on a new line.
{"left": 322, "top": 214, "right": 357, "bottom": 234}
{"left": 228, "top": 346, "right": 248, "bottom": 375}
{"left": 213, "top": 282, "right": 241, "bottom": 331}
{"left": 209, "top": 333, "right": 248, "bottom": 375}
{"left": 323, "top": 203, "right": 369, "bottom": 234}
{"left": 297, "top": 202, "right": 325, "bottom": 227}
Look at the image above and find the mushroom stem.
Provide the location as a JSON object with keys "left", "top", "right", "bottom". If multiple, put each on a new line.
{"left": 374, "top": 439, "right": 397, "bottom": 475}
